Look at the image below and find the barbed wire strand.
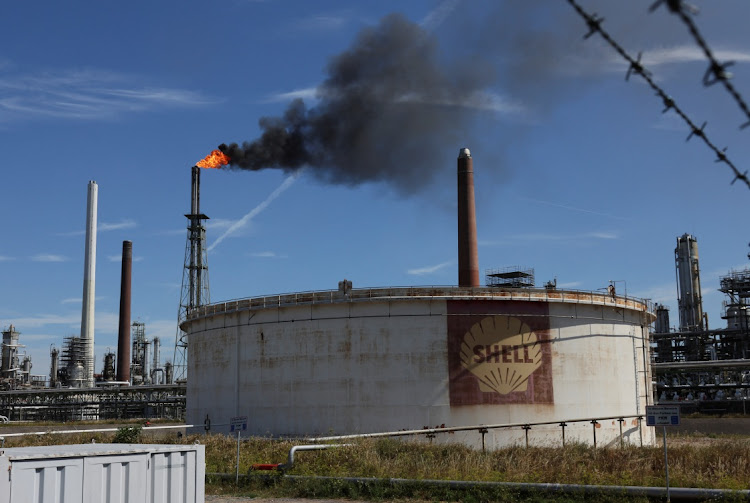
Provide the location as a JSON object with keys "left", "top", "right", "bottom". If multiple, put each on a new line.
{"left": 565, "top": 0, "right": 750, "bottom": 190}
{"left": 650, "top": 0, "right": 750, "bottom": 130}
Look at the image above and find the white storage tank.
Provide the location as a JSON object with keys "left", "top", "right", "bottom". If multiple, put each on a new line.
{"left": 0, "top": 443, "right": 205, "bottom": 503}
{"left": 184, "top": 286, "right": 656, "bottom": 448}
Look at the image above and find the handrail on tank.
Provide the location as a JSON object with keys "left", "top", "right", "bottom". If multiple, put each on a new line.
{"left": 184, "top": 286, "right": 655, "bottom": 322}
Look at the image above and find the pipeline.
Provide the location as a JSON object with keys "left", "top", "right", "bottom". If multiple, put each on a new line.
{"left": 251, "top": 443, "right": 351, "bottom": 471}
{"left": 266, "top": 474, "right": 749, "bottom": 502}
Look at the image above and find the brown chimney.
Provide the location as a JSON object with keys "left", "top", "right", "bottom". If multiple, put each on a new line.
{"left": 116, "top": 240, "right": 132, "bottom": 382}
{"left": 457, "top": 148, "right": 480, "bottom": 287}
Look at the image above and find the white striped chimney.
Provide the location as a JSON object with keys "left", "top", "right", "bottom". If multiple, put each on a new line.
{"left": 80, "top": 180, "right": 98, "bottom": 387}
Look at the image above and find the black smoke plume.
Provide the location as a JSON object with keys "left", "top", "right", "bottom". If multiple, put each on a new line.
{"left": 218, "top": 5, "right": 629, "bottom": 193}
{"left": 219, "top": 13, "right": 495, "bottom": 194}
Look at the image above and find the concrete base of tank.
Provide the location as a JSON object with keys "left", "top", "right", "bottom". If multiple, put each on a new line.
{"left": 184, "top": 287, "right": 657, "bottom": 448}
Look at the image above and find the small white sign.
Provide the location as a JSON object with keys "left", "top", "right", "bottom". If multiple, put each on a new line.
{"left": 646, "top": 405, "right": 680, "bottom": 426}
{"left": 230, "top": 415, "right": 248, "bottom": 432}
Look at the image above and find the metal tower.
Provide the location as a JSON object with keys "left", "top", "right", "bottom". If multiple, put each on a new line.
{"left": 173, "top": 166, "right": 210, "bottom": 382}
{"left": 675, "top": 233, "right": 704, "bottom": 332}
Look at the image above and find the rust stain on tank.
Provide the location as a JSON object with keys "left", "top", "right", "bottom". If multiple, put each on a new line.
{"left": 338, "top": 340, "right": 352, "bottom": 356}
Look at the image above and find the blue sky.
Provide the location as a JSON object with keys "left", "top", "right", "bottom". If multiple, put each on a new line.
{"left": 2, "top": 0, "right": 749, "bottom": 376}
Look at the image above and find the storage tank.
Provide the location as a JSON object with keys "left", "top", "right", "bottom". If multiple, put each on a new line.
{"left": 184, "top": 287, "right": 655, "bottom": 448}
{"left": 724, "top": 304, "right": 750, "bottom": 330}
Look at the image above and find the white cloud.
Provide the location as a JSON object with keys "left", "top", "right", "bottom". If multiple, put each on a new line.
{"left": 480, "top": 231, "right": 619, "bottom": 246}
{"left": 631, "top": 283, "right": 676, "bottom": 305}
{"left": 584, "top": 232, "right": 619, "bottom": 240}
{"left": 31, "top": 253, "right": 68, "bottom": 262}
{"left": 100, "top": 219, "right": 136, "bottom": 232}
{"left": 395, "top": 90, "right": 527, "bottom": 116}
{"left": 107, "top": 254, "right": 144, "bottom": 262}
{"left": 250, "top": 251, "right": 287, "bottom": 259}
{"left": 600, "top": 45, "right": 750, "bottom": 77}
{"left": 420, "top": 0, "right": 461, "bottom": 32}
{"left": 263, "top": 87, "right": 318, "bottom": 104}
{"left": 0, "top": 255, "right": 15, "bottom": 261}
{"left": 408, "top": 261, "right": 453, "bottom": 276}
{"left": 7, "top": 312, "right": 81, "bottom": 328}
{"left": 291, "top": 15, "right": 347, "bottom": 32}
{"left": 519, "top": 197, "right": 630, "bottom": 221}
{"left": 0, "top": 69, "right": 219, "bottom": 123}
{"left": 641, "top": 46, "right": 750, "bottom": 67}
{"left": 60, "top": 295, "right": 104, "bottom": 305}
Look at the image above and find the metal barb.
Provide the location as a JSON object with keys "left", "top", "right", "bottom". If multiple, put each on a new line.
{"left": 649, "top": 0, "right": 697, "bottom": 15}
{"left": 731, "top": 171, "right": 749, "bottom": 186}
{"left": 626, "top": 52, "right": 650, "bottom": 81}
{"left": 703, "top": 61, "right": 735, "bottom": 87}
{"left": 659, "top": 93, "right": 675, "bottom": 113}
{"left": 686, "top": 121, "right": 707, "bottom": 142}
{"left": 566, "top": 0, "right": 749, "bottom": 191}
{"left": 583, "top": 13, "right": 604, "bottom": 39}
{"left": 657, "top": 3, "right": 750, "bottom": 129}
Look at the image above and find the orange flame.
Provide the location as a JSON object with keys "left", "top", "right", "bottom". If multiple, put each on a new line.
{"left": 196, "top": 149, "right": 231, "bottom": 169}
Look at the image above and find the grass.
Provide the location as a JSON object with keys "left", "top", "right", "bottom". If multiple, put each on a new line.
{"left": 4, "top": 428, "right": 750, "bottom": 501}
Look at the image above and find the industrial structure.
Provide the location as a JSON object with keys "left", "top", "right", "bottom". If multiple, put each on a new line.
{"left": 2, "top": 319, "right": 184, "bottom": 421}
{"left": 0, "top": 384, "right": 185, "bottom": 421}
{"left": 183, "top": 148, "right": 656, "bottom": 448}
{"left": 173, "top": 166, "right": 211, "bottom": 382}
{"left": 652, "top": 235, "right": 750, "bottom": 413}
{"left": 0, "top": 183, "right": 185, "bottom": 421}
{"left": 0, "top": 326, "right": 42, "bottom": 389}
{"left": 80, "top": 180, "right": 98, "bottom": 388}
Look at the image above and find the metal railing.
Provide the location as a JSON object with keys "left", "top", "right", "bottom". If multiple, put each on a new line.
{"left": 0, "top": 423, "right": 191, "bottom": 444}
{"left": 187, "top": 286, "right": 653, "bottom": 321}
{"left": 311, "top": 414, "right": 647, "bottom": 450}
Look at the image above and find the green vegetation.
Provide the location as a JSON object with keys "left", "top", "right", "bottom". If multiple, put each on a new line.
{"left": 112, "top": 425, "right": 142, "bottom": 443}
{"left": 4, "top": 429, "right": 750, "bottom": 502}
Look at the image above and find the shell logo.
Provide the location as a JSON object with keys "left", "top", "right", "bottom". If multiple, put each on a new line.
{"left": 459, "top": 315, "right": 542, "bottom": 395}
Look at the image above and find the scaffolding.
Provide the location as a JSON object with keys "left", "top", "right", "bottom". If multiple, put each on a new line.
{"left": 485, "top": 267, "right": 535, "bottom": 289}
{"left": 59, "top": 336, "right": 88, "bottom": 388}
{"left": 131, "top": 322, "right": 150, "bottom": 385}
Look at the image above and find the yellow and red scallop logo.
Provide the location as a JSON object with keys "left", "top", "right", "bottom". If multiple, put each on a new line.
{"left": 459, "top": 315, "right": 542, "bottom": 395}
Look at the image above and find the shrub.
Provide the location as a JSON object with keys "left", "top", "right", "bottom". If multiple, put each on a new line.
{"left": 113, "top": 425, "right": 142, "bottom": 443}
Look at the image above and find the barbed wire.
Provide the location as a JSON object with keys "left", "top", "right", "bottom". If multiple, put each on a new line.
{"left": 565, "top": 0, "right": 750, "bottom": 190}
{"left": 650, "top": 0, "right": 750, "bottom": 130}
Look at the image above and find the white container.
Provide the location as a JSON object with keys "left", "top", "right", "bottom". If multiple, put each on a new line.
{"left": 0, "top": 443, "right": 205, "bottom": 503}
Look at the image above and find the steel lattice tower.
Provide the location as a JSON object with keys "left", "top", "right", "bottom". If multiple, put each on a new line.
{"left": 173, "top": 166, "right": 210, "bottom": 382}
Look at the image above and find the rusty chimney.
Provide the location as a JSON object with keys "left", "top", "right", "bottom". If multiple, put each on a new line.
{"left": 116, "top": 240, "right": 132, "bottom": 382}
{"left": 457, "top": 147, "right": 480, "bottom": 287}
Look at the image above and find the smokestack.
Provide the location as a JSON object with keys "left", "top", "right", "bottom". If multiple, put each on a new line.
{"left": 457, "top": 148, "right": 480, "bottom": 287}
{"left": 80, "top": 180, "right": 97, "bottom": 387}
{"left": 117, "top": 240, "right": 132, "bottom": 383}
{"left": 188, "top": 166, "right": 207, "bottom": 309}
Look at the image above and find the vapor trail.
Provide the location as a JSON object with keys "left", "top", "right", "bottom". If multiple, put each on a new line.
{"left": 208, "top": 171, "right": 302, "bottom": 251}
